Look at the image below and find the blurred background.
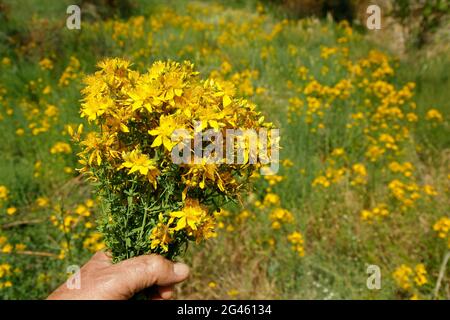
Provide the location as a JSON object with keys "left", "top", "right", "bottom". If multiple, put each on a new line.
{"left": 0, "top": 0, "right": 449, "bottom": 299}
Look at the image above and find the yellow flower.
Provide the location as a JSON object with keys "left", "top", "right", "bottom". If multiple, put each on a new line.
{"left": 287, "top": 231, "right": 305, "bottom": 257}
{"left": 149, "top": 213, "right": 174, "bottom": 252}
{"left": 365, "top": 145, "right": 385, "bottom": 162}
{"left": 281, "top": 159, "right": 294, "bottom": 167}
{"left": 2, "top": 244, "right": 13, "bottom": 254}
{"left": 81, "top": 96, "right": 113, "bottom": 122}
{"left": 192, "top": 214, "right": 216, "bottom": 242}
{"left": 148, "top": 115, "right": 180, "bottom": 151}
{"left": 170, "top": 202, "right": 205, "bottom": 231}
{"left": 50, "top": 142, "right": 72, "bottom": 154}
{"left": 0, "top": 186, "right": 9, "bottom": 201}
{"left": 406, "top": 112, "right": 418, "bottom": 122}
{"left": 263, "top": 174, "right": 284, "bottom": 186}
{"left": 120, "top": 149, "right": 159, "bottom": 180}
{"left": 15, "top": 128, "right": 25, "bottom": 136}
{"left": 182, "top": 160, "right": 223, "bottom": 193}
{"left": 15, "top": 244, "right": 26, "bottom": 251}
{"left": 83, "top": 232, "right": 105, "bottom": 253}
{"left": 42, "top": 85, "right": 52, "bottom": 95}
{"left": 423, "top": 185, "right": 437, "bottom": 196}
{"left": 425, "top": 109, "right": 443, "bottom": 122}
{"left": 227, "top": 289, "right": 239, "bottom": 297}
{"left": 36, "top": 197, "right": 49, "bottom": 207}
{"left": 360, "top": 204, "right": 389, "bottom": 222}
{"left": 263, "top": 193, "right": 280, "bottom": 207}
{"left": 312, "top": 176, "right": 330, "bottom": 188}
{"left": 413, "top": 264, "right": 427, "bottom": 286}
{"left": 270, "top": 208, "right": 294, "bottom": 229}
{"left": 1, "top": 57, "right": 11, "bottom": 65}
{"left": 39, "top": 58, "right": 54, "bottom": 70}
{"left": 6, "top": 207, "right": 17, "bottom": 215}
{"left": 433, "top": 217, "right": 450, "bottom": 240}
{"left": 351, "top": 163, "right": 367, "bottom": 185}
{"left": 393, "top": 264, "right": 413, "bottom": 290}
{"left": 331, "top": 148, "right": 345, "bottom": 157}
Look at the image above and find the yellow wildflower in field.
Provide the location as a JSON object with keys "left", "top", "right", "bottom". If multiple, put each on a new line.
{"left": 351, "top": 163, "right": 367, "bottom": 185}
{"left": 331, "top": 148, "right": 345, "bottom": 157}
{"left": 320, "top": 46, "right": 339, "bottom": 60}
{"left": 59, "top": 56, "right": 80, "bottom": 86}
{"left": 388, "top": 179, "right": 420, "bottom": 210}
{"left": 227, "top": 289, "right": 240, "bottom": 297}
{"left": 15, "top": 128, "right": 25, "bottom": 136}
{"left": 262, "top": 193, "right": 280, "bottom": 207}
{"left": 264, "top": 174, "right": 283, "bottom": 186}
{"left": 287, "top": 231, "right": 305, "bottom": 257}
{"left": 425, "top": 109, "right": 443, "bottom": 122}
{"left": 0, "top": 263, "right": 14, "bottom": 289}
{"left": 433, "top": 217, "right": 450, "bottom": 247}
{"left": 360, "top": 204, "right": 389, "bottom": 222}
{"left": 39, "top": 58, "right": 53, "bottom": 70}
{"left": 365, "top": 145, "right": 385, "bottom": 162}
{"left": 1, "top": 57, "right": 11, "bottom": 66}
{"left": 413, "top": 264, "right": 427, "bottom": 286}
{"left": 6, "top": 207, "right": 17, "bottom": 215}
{"left": 15, "top": 244, "right": 26, "bottom": 251}
{"left": 75, "top": 204, "right": 90, "bottom": 217}
{"left": 0, "top": 186, "right": 8, "bottom": 201}
{"left": 393, "top": 263, "right": 428, "bottom": 291}
{"left": 36, "top": 197, "right": 49, "bottom": 207}
{"left": 393, "top": 264, "right": 413, "bottom": 290}
{"left": 83, "top": 232, "right": 105, "bottom": 253}
{"left": 50, "top": 142, "right": 72, "bottom": 154}
{"left": 1, "top": 244, "right": 12, "bottom": 254}
{"left": 388, "top": 161, "right": 414, "bottom": 177}
{"left": 422, "top": 185, "right": 437, "bottom": 196}
{"left": 281, "top": 159, "right": 294, "bottom": 167}
{"left": 312, "top": 176, "right": 330, "bottom": 188}
{"left": 270, "top": 208, "right": 294, "bottom": 229}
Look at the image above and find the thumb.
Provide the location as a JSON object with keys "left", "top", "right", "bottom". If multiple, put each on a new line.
{"left": 110, "top": 254, "right": 190, "bottom": 296}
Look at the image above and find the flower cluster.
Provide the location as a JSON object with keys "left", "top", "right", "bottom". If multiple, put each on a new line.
{"left": 433, "top": 217, "right": 450, "bottom": 248}
{"left": 393, "top": 263, "right": 428, "bottom": 299}
{"left": 360, "top": 204, "right": 389, "bottom": 222}
{"left": 73, "top": 58, "right": 275, "bottom": 261}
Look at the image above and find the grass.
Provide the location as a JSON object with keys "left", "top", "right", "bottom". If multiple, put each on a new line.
{"left": 0, "top": 0, "right": 449, "bottom": 299}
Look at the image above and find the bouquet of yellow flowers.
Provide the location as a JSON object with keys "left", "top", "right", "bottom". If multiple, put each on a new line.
{"left": 71, "top": 58, "right": 277, "bottom": 262}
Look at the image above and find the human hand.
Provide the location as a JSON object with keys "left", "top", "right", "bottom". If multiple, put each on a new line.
{"left": 47, "top": 251, "right": 190, "bottom": 300}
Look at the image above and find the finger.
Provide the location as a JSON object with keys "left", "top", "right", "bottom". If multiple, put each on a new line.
{"left": 158, "top": 285, "right": 174, "bottom": 300}
{"left": 111, "top": 254, "right": 190, "bottom": 294}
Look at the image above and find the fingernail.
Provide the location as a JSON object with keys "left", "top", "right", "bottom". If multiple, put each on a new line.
{"left": 173, "top": 262, "right": 190, "bottom": 277}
